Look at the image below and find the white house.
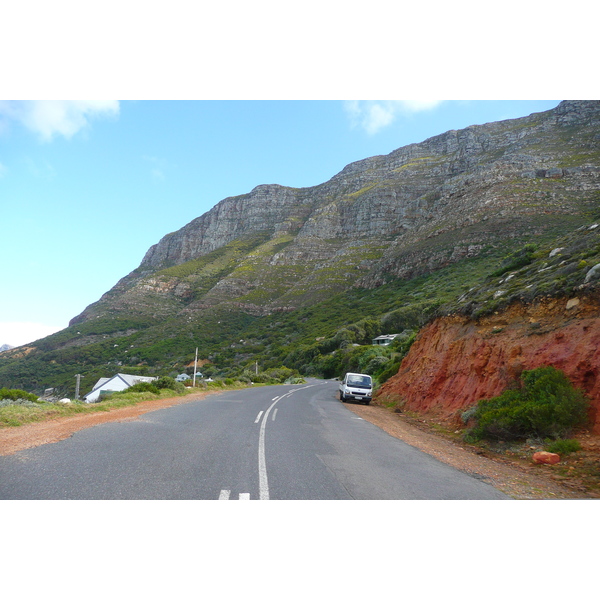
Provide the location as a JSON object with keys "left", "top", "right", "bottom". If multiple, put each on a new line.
{"left": 372, "top": 334, "right": 400, "bottom": 346}
{"left": 84, "top": 373, "right": 157, "bottom": 403}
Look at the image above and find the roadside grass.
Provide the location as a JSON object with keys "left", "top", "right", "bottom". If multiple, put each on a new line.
{"left": 0, "top": 388, "right": 186, "bottom": 428}
{"left": 0, "top": 382, "right": 250, "bottom": 429}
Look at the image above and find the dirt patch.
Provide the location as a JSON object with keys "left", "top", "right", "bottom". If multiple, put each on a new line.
{"left": 0, "top": 391, "right": 212, "bottom": 456}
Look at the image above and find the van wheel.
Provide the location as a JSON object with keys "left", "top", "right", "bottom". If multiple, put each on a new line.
{"left": 339, "top": 392, "right": 346, "bottom": 402}
{"left": 363, "top": 400, "right": 371, "bottom": 405}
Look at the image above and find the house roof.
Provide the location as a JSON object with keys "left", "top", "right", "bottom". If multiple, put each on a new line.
{"left": 88, "top": 373, "right": 156, "bottom": 394}
{"left": 117, "top": 373, "right": 156, "bottom": 386}
{"left": 91, "top": 377, "right": 111, "bottom": 391}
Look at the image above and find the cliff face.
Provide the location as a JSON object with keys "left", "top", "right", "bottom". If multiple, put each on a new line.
{"left": 377, "top": 296, "right": 600, "bottom": 432}
{"left": 139, "top": 100, "right": 600, "bottom": 278}
{"left": 71, "top": 100, "right": 600, "bottom": 325}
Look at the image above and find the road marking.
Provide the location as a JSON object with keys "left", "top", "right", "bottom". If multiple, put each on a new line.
{"left": 219, "top": 489, "right": 252, "bottom": 500}
{"left": 254, "top": 411, "right": 264, "bottom": 423}
{"left": 257, "top": 382, "right": 328, "bottom": 500}
{"left": 272, "top": 408, "right": 278, "bottom": 421}
{"left": 258, "top": 393, "right": 290, "bottom": 500}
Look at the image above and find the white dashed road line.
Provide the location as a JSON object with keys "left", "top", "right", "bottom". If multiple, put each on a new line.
{"left": 257, "top": 382, "right": 325, "bottom": 500}
{"left": 219, "top": 489, "right": 251, "bottom": 500}
{"left": 219, "top": 384, "right": 327, "bottom": 501}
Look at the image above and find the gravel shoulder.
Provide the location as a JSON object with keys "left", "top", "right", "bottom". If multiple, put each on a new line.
{"left": 1, "top": 389, "right": 597, "bottom": 499}
{"left": 343, "top": 402, "right": 599, "bottom": 499}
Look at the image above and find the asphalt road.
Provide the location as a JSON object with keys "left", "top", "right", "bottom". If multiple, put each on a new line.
{"left": 0, "top": 379, "right": 508, "bottom": 500}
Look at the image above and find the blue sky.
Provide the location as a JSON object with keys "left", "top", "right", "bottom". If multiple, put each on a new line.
{"left": 0, "top": 100, "right": 564, "bottom": 346}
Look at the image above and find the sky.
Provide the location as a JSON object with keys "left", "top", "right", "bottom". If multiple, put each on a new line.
{"left": 0, "top": 99, "right": 564, "bottom": 346}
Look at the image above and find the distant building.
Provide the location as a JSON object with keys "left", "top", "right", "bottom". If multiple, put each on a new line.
{"left": 176, "top": 373, "right": 191, "bottom": 382}
{"left": 84, "top": 373, "right": 157, "bottom": 403}
{"left": 372, "top": 334, "right": 400, "bottom": 346}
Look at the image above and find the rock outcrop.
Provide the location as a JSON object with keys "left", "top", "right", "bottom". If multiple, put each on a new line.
{"left": 377, "top": 295, "right": 600, "bottom": 432}
{"left": 71, "top": 100, "right": 600, "bottom": 325}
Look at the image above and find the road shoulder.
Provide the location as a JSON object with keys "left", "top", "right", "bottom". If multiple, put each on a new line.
{"left": 0, "top": 392, "right": 212, "bottom": 456}
{"left": 343, "top": 401, "right": 595, "bottom": 499}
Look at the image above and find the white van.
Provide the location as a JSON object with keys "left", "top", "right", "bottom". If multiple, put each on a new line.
{"left": 339, "top": 372, "right": 373, "bottom": 404}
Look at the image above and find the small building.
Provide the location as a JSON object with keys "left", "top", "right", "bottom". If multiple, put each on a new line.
{"left": 84, "top": 373, "right": 157, "bottom": 403}
{"left": 372, "top": 334, "right": 400, "bottom": 346}
{"left": 176, "top": 373, "right": 191, "bottom": 382}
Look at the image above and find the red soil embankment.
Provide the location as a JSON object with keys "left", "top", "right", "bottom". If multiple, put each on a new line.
{"left": 377, "top": 296, "right": 600, "bottom": 432}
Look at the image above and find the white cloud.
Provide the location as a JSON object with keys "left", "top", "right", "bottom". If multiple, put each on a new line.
{"left": 0, "top": 322, "right": 63, "bottom": 348}
{"left": 0, "top": 101, "right": 119, "bottom": 141}
{"left": 0, "top": 161, "right": 6, "bottom": 178}
{"left": 344, "top": 100, "right": 443, "bottom": 135}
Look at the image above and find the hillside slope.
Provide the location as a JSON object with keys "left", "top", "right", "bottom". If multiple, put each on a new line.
{"left": 1, "top": 100, "right": 599, "bottom": 398}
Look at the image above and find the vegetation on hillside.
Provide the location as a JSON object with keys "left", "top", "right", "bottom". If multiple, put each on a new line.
{"left": 463, "top": 366, "right": 591, "bottom": 442}
{"left": 2, "top": 213, "right": 600, "bottom": 399}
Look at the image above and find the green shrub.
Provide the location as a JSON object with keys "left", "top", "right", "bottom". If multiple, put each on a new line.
{"left": 390, "top": 330, "right": 417, "bottom": 355}
{"left": 466, "top": 366, "right": 590, "bottom": 441}
{"left": 244, "top": 366, "right": 298, "bottom": 384}
{"left": 490, "top": 244, "right": 537, "bottom": 278}
{"left": 126, "top": 382, "right": 160, "bottom": 394}
{"left": 207, "top": 380, "right": 225, "bottom": 388}
{"left": 376, "top": 359, "right": 402, "bottom": 384}
{"left": 285, "top": 377, "right": 306, "bottom": 384}
{"left": 545, "top": 438, "right": 582, "bottom": 455}
{"left": 155, "top": 376, "right": 177, "bottom": 390}
{"left": 365, "top": 355, "right": 390, "bottom": 373}
{"left": 264, "top": 367, "right": 296, "bottom": 383}
{"left": 0, "top": 387, "right": 39, "bottom": 403}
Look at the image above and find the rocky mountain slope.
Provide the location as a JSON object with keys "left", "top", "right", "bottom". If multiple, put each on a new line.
{"left": 71, "top": 100, "right": 599, "bottom": 319}
{"left": 1, "top": 100, "right": 599, "bottom": 402}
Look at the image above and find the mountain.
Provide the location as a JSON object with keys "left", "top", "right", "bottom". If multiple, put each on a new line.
{"left": 1, "top": 100, "right": 599, "bottom": 405}
{"left": 0, "top": 345, "right": 13, "bottom": 353}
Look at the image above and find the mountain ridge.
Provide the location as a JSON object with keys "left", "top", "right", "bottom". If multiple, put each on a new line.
{"left": 1, "top": 100, "right": 599, "bottom": 399}
{"left": 69, "top": 100, "right": 600, "bottom": 326}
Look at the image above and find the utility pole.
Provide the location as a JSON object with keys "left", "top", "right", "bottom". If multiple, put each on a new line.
{"left": 193, "top": 347, "right": 198, "bottom": 387}
{"left": 74, "top": 374, "right": 82, "bottom": 401}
